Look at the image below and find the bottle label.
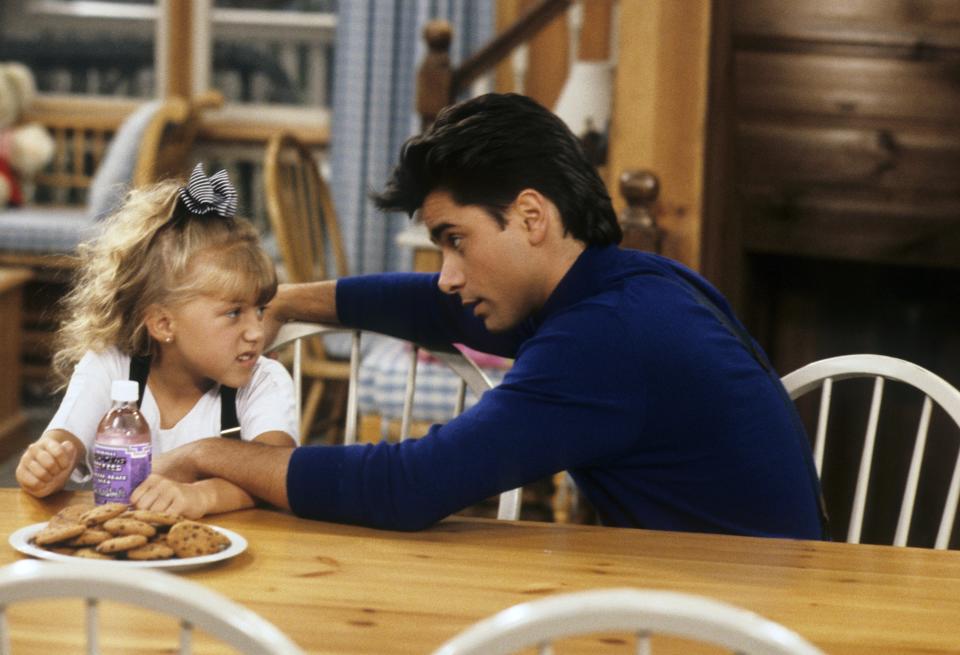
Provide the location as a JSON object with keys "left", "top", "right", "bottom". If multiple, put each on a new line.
{"left": 93, "top": 443, "right": 152, "bottom": 505}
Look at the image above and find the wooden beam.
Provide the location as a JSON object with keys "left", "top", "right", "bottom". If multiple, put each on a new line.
{"left": 579, "top": 0, "right": 614, "bottom": 61}
{"left": 494, "top": 0, "right": 520, "bottom": 92}
{"left": 162, "top": 0, "right": 193, "bottom": 98}
{"left": 520, "top": 0, "right": 569, "bottom": 109}
{"left": 607, "top": 0, "right": 712, "bottom": 270}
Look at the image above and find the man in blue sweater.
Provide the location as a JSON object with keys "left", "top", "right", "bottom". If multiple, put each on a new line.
{"left": 155, "top": 93, "right": 825, "bottom": 539}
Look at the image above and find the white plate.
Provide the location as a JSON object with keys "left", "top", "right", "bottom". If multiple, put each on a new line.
{"left": 8, "top": 522, "right": 247, "bottom": 572}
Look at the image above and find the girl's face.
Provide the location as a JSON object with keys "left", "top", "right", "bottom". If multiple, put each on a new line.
{"left": 164, "top": 291, "right": 269, "bottom": 389}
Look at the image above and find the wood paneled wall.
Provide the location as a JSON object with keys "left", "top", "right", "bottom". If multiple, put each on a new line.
{"left": 728, "top": 0, "right": 960, "bottom": 547}
{"left": 734, "top": 1, "right": 960, "bottom": 270}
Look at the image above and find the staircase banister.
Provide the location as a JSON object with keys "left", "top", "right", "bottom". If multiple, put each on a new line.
{"left": 451, "top": 0, "right": 573, "bottom": 96}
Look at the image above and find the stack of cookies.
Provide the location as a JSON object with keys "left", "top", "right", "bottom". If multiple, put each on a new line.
{"left": 31, "top": 503, "right": 231, "bottom": 561}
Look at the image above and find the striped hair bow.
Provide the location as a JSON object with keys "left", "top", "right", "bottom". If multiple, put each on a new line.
{"left": 177, "top": 163, "right": 238, "bottom": 218}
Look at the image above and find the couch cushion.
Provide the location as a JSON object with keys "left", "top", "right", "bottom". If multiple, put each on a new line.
{"left": 0, "top": 206, "right": 99, "bottom": 252}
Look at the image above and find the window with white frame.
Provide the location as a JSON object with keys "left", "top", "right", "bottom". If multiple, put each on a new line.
{"left": 0, "top": 0, "right": 337, "bottom": 111}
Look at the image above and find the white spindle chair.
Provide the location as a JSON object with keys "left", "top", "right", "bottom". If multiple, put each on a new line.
{"left": 431, "top": 588, "right": 824, "bottom": 655}
{"left": 0, "top": 560, "right": 303, "bottom": 655}
{"left": 269, "top": 321, "right": 522, "bottom": 521}
{"left": 781, "top": 353, "right": 960, "bottom": 548}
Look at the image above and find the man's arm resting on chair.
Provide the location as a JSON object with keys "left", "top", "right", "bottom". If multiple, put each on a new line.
{"left": 153, "top": 439, "right": 293, "bottom": 511}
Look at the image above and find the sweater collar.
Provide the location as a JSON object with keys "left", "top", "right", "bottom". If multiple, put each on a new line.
{"left": 533, "top": 244, "right": 622, "bottom": 326}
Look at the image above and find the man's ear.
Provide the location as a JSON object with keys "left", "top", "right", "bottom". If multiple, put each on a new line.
{"left": 144, "top": 304, "right": 174, "bottom": 344}
{"left": 513, "top": 189, "right": 552, "bottom": 246}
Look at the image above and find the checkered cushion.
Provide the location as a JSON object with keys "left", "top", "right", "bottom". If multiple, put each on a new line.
{"left": 358, "top": 336, "right": 508, "bottom": 425}
{"left": 0, "top": 206, "right": 99, "bottom": 252}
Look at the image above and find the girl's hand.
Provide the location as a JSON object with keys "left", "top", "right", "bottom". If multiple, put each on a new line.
{"left": 131, "top": 474, "right": 207, "bottom": 519}
{"left": 16, "top": 436, "right": 78, "bottom": 498}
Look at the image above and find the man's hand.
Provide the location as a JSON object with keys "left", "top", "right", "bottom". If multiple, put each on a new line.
{"left": 151, "top": 441, "right": 204, "bottom": 482}
{"left": 262, "top": 287, "right": 289, "bottom": 349}
{"left": 131, "top": 474, "right": 207, "bottom": 519}
{"left": 16, "top": 435, "right": 79, "bottom": 498}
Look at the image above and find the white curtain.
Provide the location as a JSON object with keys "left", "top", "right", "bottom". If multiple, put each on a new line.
{"left": 329, "top": 1, "right": 494, "bottom": 274}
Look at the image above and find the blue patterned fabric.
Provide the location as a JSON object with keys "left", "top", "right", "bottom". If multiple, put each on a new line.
{"left": 357, "top": 336, "right": 507, "bottom": 427}
{"left": 0, "top": 206, "right": 99, "bottom": 252}
{"left": 329, "top": 1, "right": 493, "bottom": 275}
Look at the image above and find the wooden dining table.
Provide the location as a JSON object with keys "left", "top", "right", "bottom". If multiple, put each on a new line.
{"left": 1, "top": 488, "right": 959, "bottom": 654}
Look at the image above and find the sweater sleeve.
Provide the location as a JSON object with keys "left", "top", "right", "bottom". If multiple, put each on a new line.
{"left": 285, "top": 302, "right": 642, "bottom": 530}
{"left": 335, "top": 273, "right": 526, "bottom": 357}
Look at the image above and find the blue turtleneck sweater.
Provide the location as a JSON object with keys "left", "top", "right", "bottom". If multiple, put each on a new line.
{"left": 286, "top": 245, "right": 823, "bottom": 538}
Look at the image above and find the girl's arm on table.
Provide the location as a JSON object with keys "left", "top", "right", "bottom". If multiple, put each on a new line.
{"left": 132, "top": 430, "right": 295, "bottom": 517}
{"left": 16, "top": 429, "right": 86, "bottom": 498}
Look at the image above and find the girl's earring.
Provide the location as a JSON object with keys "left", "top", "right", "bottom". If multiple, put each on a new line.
{"left": 165, "top": 336, "right": 173, "bottom": 343}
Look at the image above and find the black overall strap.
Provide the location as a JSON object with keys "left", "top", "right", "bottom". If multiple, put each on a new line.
{"left": 665, "top": 275, "right": 832, "bottom": 539}
{"left": 127, "top": 355, "right": 241, "bottom": 439}
{"left": 129, "top": 356, "right": 151, "bottom": 409}
{"left": 219, "top": 385, "right": 241, "bottom": 439}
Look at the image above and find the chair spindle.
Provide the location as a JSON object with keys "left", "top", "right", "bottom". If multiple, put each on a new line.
{"left": 86, "top": 597, "right": 98, "bottom": 655}
{"left": 849, "top": 376, "right": 884, "bottom": 543}
{"left": 895, "top": 395, "right": 933, "bottom": 546}
{"left": 637, "top": 630, "right": 651, "bottom": 655}
{"left": 0, "top": 605, "right": 9, "bottom": 655}
{"left": 180, "top": 620, "right": 193, "bottom": 654}
{"left": 344, "top": 331, "right": 361, "bottom": 445}
{"left": 937, "top": 449, "right": 960, "bottom": 549}
{"left": 401, "top": 346, "right": 420, "bottom": 441}
{"left": 293, "top": 339, "right": 303, "bottom": 425}
{"left": 813, "top": 378, "right": 833, "bottom": 474}
{"left": 454, "top": 378, "right": 467, "bottom": 416}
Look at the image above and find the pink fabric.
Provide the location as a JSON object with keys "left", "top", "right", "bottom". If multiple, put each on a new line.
{"left": 413, "top": 343, "right": 512, "bottom": 370}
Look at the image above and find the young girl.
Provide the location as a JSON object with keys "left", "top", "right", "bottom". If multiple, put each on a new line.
{"left": 15, "top": 164, "right": 298, "bottom": 518}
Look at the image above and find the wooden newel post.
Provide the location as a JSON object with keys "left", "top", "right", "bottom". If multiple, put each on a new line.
{"left": 416, "top": 20, "right": 453, "bottom": 130}
{"left": 618, "top": 169, "right": 663, "bottom": 254}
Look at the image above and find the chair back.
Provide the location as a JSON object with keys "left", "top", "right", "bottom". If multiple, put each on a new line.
{"left": 263, "top": 133, "right": 351, "bottom": 438}
{"left": 0, "top": 560, "right": 304, "bottom": 655}
{"left": 264, "top": 131, "right": 347, "bottom": 284}
{"left": 268, "top": 322, "right": 522, "bottom": 521}
{"left": 432, "top": 588, "right": 824, "bottom": 655}
{"left": 781, "top": 353, "right": 960, "bottom": 548}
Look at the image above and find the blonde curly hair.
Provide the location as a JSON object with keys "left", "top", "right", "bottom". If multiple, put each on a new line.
{"left": 52, "top": 179, "right": 277, "bottom": 388}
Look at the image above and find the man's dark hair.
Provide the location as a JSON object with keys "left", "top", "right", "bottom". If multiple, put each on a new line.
{"left": 372, "top": 93, "right": 622, "bottom": 246}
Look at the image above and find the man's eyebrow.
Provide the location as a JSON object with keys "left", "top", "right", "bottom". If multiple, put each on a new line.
{"left": 429, "top": 222, "right": 454, "bottom": 244}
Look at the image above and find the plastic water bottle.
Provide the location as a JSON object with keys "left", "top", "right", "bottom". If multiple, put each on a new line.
{"left": 93, "top": 380, "right": 152, "bottom": 505}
